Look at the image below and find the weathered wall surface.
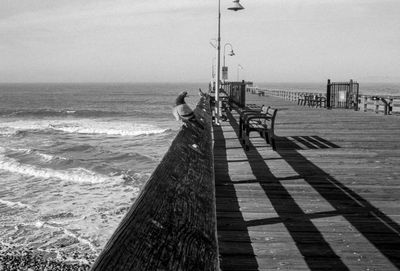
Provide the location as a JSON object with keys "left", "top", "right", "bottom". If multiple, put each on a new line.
{"left": 91, "top": 96, "right": 217, "bottom": 271}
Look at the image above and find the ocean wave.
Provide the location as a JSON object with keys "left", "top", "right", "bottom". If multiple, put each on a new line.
{"left": 1, "top": 108, "right": 124, "bottom": 118}
{"left": 12, "top": 220, "right": 98, "bottom": 253}
{"left": 0, "top": 199, "right": 34, "bottom": 210}
{"left": 8, "top": 147, "right": 68, "bottom": 163}
{"left": 51, "top": 122, "right": 167, "bottom": 136}
{"left": 31, "top": 221, "right": 98, "bottom": 252}
{"left": 0, "top": 119, "right": 168, "bottom": 137}
{"left": 0, "top": 151, "right": 123, "bottom": 184}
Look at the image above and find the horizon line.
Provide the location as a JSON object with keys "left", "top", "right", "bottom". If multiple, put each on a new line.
{"left": 1, "top": 81, "right": 399, "bottom": 85}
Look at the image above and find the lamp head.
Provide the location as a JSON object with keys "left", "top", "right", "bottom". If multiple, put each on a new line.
{"left": 229, "top": 50, "right": 235, "bottom": 56}
{"left": 228, "top": 0, "right": 244, "bottom": 11}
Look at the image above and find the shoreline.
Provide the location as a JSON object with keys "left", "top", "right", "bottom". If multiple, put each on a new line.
{"left": 0, "top": 245, "right": 94, "bottom": 271}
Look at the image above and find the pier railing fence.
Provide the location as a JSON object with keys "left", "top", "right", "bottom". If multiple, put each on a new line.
{"left": 91, "top": 95, "right": 218, "bottom": 271}
{"left": 247, "top": 82, "right": 400, "bottom": 115}
{"left": 326, "top": 79, "right": 359, "bottom": 110}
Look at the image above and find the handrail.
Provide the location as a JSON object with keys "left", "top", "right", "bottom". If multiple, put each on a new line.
{"left": 91, "top": 95, "right": 218, "bottom": 271}
{"left": 248, "top": 87, "right": 400, "bottom": 115}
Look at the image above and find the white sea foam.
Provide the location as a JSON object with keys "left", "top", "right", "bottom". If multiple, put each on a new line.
{"left": 0, "top": 119, "right": 167, "bottom": 137}
{"left": 62, "top": 228, "right": 97, "bottom": 252}
{"left": 36, "top": 152, "right": 57, "bottom": 162}
{"left": 0, "top": 151, "right": 122, "bottom": 184}
{"left": 0, "top": 129, "right": 17, "bottom": 137}
{"left": 0, "top": 199, "right": 34, "bottom": 210}
{"left": 41, "top": 222, "right": 97, "bottom": 251}
{"left": 18, "top": 220, "right": 98, "bottom": 252}
{"left": 8, "top": 147, "right": 65, "bottom": 163}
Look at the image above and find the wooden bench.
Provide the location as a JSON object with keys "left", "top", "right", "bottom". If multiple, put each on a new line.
{"left": 237, "top": 104, "right": 265, "bottom": 140}
{"left": 298, "top": 94, "right": 306, "bottom": 106}
{"left": 298, "top": 94, "right": 326, "bottom": 108}
{"left": 241, "top": 106, "right": 278, "bottom": 151}
{"left": 311, "top": 95, "right": 327, "bottom": 108}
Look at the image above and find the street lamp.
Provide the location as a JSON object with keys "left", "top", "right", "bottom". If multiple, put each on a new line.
{"left": 222, "top": 43, "right": 235, "bottom": 70}
{"left": 228, "top": 0, "right": 245, "bottom": 11}
{"left": 237, "top": 64, "right": 243, "bottom": 81}
{"left": 223, "top": 43, "right": 235, "bottom": 68}
{"left": 215, "top": 0, "right": 245, "bottom": 125}
{"left": 223, "top": 43, "right": 235, "bottom": 82}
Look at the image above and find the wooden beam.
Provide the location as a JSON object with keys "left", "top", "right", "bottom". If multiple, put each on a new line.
{"left": 91, "top": 96, "right": 218, "bottom": 271}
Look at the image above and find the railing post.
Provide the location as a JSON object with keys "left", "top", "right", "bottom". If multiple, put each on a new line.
{"left": 327, "top": 79, "right": 331, "bottom": 109}
{"left": 363, "top": 96, "right": 368, "bottom": 112}
{"left": 389, "top": 98, "right": 393, "bottom": 115}
{"left": 374, "top": 99, "right": 379, "bottom": 114}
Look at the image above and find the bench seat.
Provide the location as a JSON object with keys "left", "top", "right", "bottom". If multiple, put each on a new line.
{"left": 240, "top": 106, "right": 278, "bottom": 151}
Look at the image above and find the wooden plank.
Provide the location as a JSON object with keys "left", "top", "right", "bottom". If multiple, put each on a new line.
{"left": 214, "top": 92, "right": 400, "bottom": 270}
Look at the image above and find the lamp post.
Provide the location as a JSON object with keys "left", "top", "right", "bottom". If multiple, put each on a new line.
{"left": 211, "top": 57, "right": 216, "bottom": 80}
{"left": 237, "top": 64, "right": 243, "bottom": 81}
{"left": 223, "top": 43, "right": 235, "bottom": 82}
{"left": 210, "top": 57, "right": 216, "bottom": 92}
{"left": 215, "top": 0, "right": 244, "bottom": 125}
{"left": 209, "top": 40, "right": 217, "bottom": 93}
{"left": 223, "top": 43, "right": 235, "bottom": 68}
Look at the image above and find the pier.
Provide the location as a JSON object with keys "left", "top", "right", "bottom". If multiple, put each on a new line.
{"left": 92, "top": 89, "right": 400, "bottom": 270}
{"left": 215, "top": 92, "right": 400, "bottom": 270}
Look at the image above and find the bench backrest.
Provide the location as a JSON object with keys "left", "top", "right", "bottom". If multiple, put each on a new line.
{"left": 266, "top": 107, "right": 278, "bottom": 134}
{"left": 244, "top": 106, "right": 277, "bottom": 129}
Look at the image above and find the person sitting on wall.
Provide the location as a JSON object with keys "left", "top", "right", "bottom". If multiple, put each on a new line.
{"left": 172, "top": 91, "right": 204, "bottom": 130}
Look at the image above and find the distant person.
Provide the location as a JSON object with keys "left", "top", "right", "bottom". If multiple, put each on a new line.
{"left": 172, "top": 91, "right": 204, "bottom": 130}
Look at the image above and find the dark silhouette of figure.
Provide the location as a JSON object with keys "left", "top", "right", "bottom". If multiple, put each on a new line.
{"left": 172, "top": 91, "right": 204, "bottom": 130}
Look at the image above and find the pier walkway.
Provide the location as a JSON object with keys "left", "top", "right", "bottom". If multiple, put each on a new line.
{"left": 214, "top": 93, "right": 400, "bottom": 270}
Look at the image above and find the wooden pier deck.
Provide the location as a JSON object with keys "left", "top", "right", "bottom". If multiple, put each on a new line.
{"left": 214, "top": 93, "right": 400, "bottom": 270}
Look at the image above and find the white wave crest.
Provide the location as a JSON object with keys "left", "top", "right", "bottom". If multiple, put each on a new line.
{"left": 0, "top": 199, "right": 34, "bottom": 210}
{"left": 62, "top": 228, "right": 97, "bottom": 252}
{"left": 8, "top": 147, "right": 66, "bottom": 163}
{"left": 19, "top": 220, "right": 98, "bottom": 252}
{"left": 0, "top": 152, "right": 122, "bottom": 184}
{"left": 0, "top": 119, "right": 167, "bottom": 137}
{"left": 36, "top": 152, "right": 56, "bottom": 162}
{"left": 40, "top": 221, "right": 97, "bottom": 251}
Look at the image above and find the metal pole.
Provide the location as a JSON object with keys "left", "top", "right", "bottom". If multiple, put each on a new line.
{"left": 211, "top": 57, "right": 216, "bottom": 93}
{"left": 215, "top": 0, "right": 221, "bottom": 125}
{"left": 223, "top": 46, "right": 226, "bottom": 68}
{"left": 223, "top": 45, "right": 226, "bottom": 84}
{"left": 223, "top": 43, "right": 233, "bottom": 83}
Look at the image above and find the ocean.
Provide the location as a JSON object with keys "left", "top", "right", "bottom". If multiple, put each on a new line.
{"left": 0, "top": 82, "right": 204, "bottom": 267}
{"left": 0, "top": 81, "right": 399, "bottom": 268}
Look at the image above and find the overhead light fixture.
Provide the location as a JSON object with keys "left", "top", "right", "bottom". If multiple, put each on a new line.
{"left": 228, "top": 0, "right": 244, "bottom": 11}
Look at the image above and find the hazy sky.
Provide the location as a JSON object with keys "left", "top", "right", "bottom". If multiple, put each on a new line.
{"left": 1, "top": 0, "right": 399, "bottom": 83}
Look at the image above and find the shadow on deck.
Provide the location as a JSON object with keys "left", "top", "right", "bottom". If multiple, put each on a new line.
{"left": 214, "top": 111, "right": 400, "bottom": 270}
